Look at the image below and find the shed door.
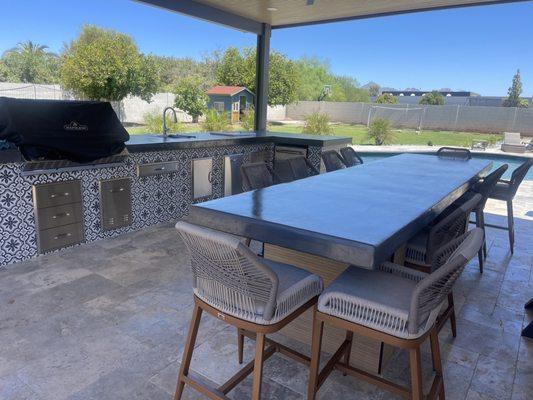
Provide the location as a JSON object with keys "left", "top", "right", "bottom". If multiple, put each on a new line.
{"left": 231, "top": 101, "right": 240, "bottom": 123}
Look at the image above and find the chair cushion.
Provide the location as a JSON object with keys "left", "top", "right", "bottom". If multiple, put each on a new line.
{"left": 263, "top": 259, "right": 323, "bottom": 324}
{"left": 318, "top": 266, "right": 417, "bottom": 337}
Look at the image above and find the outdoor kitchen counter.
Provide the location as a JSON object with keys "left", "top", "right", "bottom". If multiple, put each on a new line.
{"left": 125, "top": 131, "right": 351, "bottom": 152}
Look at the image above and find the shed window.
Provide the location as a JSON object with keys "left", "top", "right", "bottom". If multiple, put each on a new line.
{"left": 213, "top": 102, "right": 224, "bottom": 112}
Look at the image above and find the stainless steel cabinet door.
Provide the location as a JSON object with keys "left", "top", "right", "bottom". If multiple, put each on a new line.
{"left": 192, "top": 157, "right": 213, "bottom": 200}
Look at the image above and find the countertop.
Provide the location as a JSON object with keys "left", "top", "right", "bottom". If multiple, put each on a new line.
{"left": 125, "top": 131, "right": 352, "bottom": 152}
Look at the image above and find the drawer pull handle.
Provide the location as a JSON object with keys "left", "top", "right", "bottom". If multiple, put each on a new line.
{"left": 208, "top": 170, "right": 213, "bottom": 183}
{"left": 154, "top": 167, "right": 166, "bottom": 171}
{"left": 54, "top": 233, "right": 72, "bottom": 240}
{"left": 52, "top": 212, "right": 71, "bottom": 219}
{"left": 50, "top": 192, "right": 70, "bottom": 199}
{"left": 109, "top": 188, "right": 125, "bottom": 193}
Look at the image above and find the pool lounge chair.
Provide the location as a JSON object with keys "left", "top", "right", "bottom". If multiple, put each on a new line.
{"left": 501, "top": 132, "right": 527, "bottom": 153}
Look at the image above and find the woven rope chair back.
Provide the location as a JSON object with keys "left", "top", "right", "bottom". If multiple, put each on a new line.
{"left": 426, "top": 193, "right": 482, "bottom": 267}
{"left": 437, "top": 147, "right": 472, "bottom": 160}
{"left": 321, "top": 150, "right": 347, "bottom": 172}
{"left": 176, "top": 221, "right": 279, "bottom": 321}
{"left": 288, "top": 156, "right": 319, "bottom": 180}
{"left": 475, "top": 164, "right": 508, "bottom": 206}
{"left": 408, "top": 227, "right": 484, "bottom": 334}
{"left": 241, "top": 162, "right": 280, "bottom": 191}
{"left": 508, "top": 159, "right": 532, "bottom": 198}
{"left": 339, "top": 147, "right": 364, "bottom": 167}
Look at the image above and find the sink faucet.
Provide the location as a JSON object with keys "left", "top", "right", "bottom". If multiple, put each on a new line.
{"left": 162, "top": 107, "right": 177, "bottom": 138}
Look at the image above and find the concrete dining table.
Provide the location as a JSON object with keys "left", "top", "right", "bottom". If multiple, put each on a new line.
{"left": 187, "top": 153, "right": 492, "bottom": 269}
{"left": 185, "top": 153, "right": 492, "bottom": 373}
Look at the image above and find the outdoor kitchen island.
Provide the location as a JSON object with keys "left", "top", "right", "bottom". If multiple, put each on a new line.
{"left": 0, "top": 132, "right": 350, "bottom": 268}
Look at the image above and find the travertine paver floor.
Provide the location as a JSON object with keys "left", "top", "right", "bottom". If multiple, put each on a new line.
{"left": 0, "top": 185, "right": 531, "bottom": 400}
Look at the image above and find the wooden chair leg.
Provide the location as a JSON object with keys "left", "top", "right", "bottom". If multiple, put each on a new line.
{"left": 507, "top": 200, "right": 514, "bottom": 254}
{"left": 251, "top": 333, "right": 266, "bottom": 400}
{"left": 430, "top": 328, "right": 446, "bottom": 400}
{"left": 343, "top": 331, "right": 354, "bottom": 375}
{"left": 174, "top": 304, "right": 203, "bottom": 400}
{"left": 409, "top": 347, "right": 424, "bottom": 400}
{"left": 448, "top": 292, "right": 457, "bottom": 338}
{"left": 237, "top": 328, "right": 245, "bottom": 364}
{"left": 307, "top": 311, "right": 324, "bottom": 400}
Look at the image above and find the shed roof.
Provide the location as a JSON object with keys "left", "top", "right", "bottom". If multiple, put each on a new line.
{"left": 206, "top": 86, "right": 253, "bottom": 96}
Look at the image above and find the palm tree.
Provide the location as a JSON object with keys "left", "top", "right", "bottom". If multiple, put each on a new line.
{"left": 3, "top": 41, "right": 57, "bottom": 83}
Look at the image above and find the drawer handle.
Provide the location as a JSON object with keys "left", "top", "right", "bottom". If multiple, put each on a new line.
{"left": 208, "top": 170, "right": 213, "bottom": 183}
{"left": 50, "top": 192, "right": 70, "bottom": 199}
{"left": 54, "top": 232, "right": 72, "bottom": 240}
{"left": 154, "top": 167, "right": 166, "bottom": 171}
{"left": 109, "top": 187, "right": 125, "bottom": 193}
{"left": 52, "top": 212, "right": 71, "bottom": 219}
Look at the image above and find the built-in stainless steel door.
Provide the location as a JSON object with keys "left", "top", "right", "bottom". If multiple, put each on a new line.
{"left": 224, "top": 153, "right": 244, "bottom": 196}
{"left": 192, "top": 157, "right": 213, "bottom": 200}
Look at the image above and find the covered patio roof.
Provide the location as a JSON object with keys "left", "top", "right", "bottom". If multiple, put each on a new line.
{"left": 136, "top": 0, "right": 528, "bottom": 130}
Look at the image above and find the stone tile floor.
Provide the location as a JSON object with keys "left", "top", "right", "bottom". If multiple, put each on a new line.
{"left": 1, "top": 189, "right": 531, "bottom": 400}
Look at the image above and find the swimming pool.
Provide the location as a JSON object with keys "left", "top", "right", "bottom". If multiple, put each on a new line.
{"left": 358, "top": 151, "right": 533, "bottom": 181}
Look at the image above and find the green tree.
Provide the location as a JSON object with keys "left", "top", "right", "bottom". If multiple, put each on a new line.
{"left": 174, "top": 76, "right": 208, "bottom": 123}
{"left": 214, "top": 47, "right": 298, "bottom": 106}
{"left": 60, "top": 25, "right": 159, "bottom": 101}
{"left": 503, "top": 69, "right": 523, "bottom": 107}
{"left": 367, "top": 82, "right": 381, "bottom": 97}
{"left": 419, "top": 90, "right": 444, "bottom": 105}
{"left": 375, "top": 93, "right": 397, "bottom": 104}
{"left": 1, "top": 41, "right": 59, "bottom": 83}
{"left": 367, "top": 118, "right": 396, "bottom": 145}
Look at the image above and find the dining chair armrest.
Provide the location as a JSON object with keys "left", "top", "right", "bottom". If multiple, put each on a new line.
{"left": 378, "top": 262, "right": 427, "bottom": 282}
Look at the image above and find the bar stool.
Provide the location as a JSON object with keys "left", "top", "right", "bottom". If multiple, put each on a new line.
{"left": 287, "top": 155, "right": 319, "bottom": 179}
{"left": 436, "top": 147, "right": 471, "bottom": 160}
{"left": 174, "top": 221, "right": 323, "bottom": 400}
{"left": 308, "top": 228, "right": 484, "bottom": 400}
{"left": 321, "top": 150, "right": 347, "bottom": 172}
{"left": 339, "top": 147, "right": 364, "bottom": 167}
{"left": 453, "top": 164, "right": 508, "bottom": 271}
{"left": 241, "top": 161, "right": 281, "bottom": 191}
{"left": 486, "top": 159, "right": 532, "bottom": 253}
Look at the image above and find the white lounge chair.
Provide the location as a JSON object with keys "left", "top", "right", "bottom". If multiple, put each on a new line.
{"left": 501, "top": 132, "right": 527, "bottom": 153}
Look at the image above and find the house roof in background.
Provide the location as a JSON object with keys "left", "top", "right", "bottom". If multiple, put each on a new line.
{"left": 206, "top": 86, "right": 253, "bottom": 96}
{"left": 138, "top": 0, "right": 526, "bottom": 32}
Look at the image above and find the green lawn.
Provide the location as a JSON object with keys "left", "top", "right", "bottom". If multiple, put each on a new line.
{"left": 127, "top": 123, "right": 502, "bottom": 148}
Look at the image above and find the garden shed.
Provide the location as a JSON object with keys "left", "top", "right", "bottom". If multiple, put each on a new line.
{"left": 206, "top": 85, "right": 254, "bottom": 123}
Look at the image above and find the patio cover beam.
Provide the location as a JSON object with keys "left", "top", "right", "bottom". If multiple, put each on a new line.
{"left": 254, "top": 24, "right": 271, "bottom": 132}
{"left": 135, "top": 0, "right": 263, "bottom": 34}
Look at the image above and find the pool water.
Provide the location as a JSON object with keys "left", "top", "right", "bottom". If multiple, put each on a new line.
{"left": 358, "top": 152, "right": 532, "bottom": 181}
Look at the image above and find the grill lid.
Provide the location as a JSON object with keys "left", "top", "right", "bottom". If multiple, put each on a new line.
{"left": 0, "top": 97, "right": 129, "bottom": 163}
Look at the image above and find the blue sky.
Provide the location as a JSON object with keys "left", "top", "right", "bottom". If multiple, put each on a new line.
{"left": 1, "top": 0, "right": 532, "bottom": 96}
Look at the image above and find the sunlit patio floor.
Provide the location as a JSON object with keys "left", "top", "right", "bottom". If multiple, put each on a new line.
{"left": 1, "top": 183, "right": 532, "bottom": 400}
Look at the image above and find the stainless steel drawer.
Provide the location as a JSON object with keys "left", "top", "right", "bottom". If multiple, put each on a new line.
{"left": 100, "top": 178, "right": 132, "bottom": 231}
{"left": 36, "top": 203, "right": 83, "bottom": 231}
{"left": 33, "top": 180, "right": 82, "bottom": 208}
{"left": 137, "top": 161, "right": 179, "bottom": 177}
{"left": 38, "top": 223, "right": 84, "bottom": 253}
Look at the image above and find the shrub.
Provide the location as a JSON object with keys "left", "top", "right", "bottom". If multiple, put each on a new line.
{"left": 367, "top": 118, "right": 396, "bottom": 145}
{"left": 240, "top": 107, "right": 255, "bottom": 131}
{"left": 202, "top": 109, "right": 230, "bottom": 132}
{"left": 143, "top": 112, "right": 183, "bottom": 134}
{"left": 375, "top": 93, "right": 397, "bottom": 104}
{"left": 302, "top": 112, "right": 333, "bottom": 135}
{"left": 419, "top": 91, "right": 445, "bottom": 105}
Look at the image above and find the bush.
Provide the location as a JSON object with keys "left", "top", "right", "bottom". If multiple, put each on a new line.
{"left": 367, "top": 118, "right": 396, "bottom": 145}
{"left": 240, "top": 107, "right": 255, "bottom": 131}
{"left": 419, "top": 91, "right": 445, "bottom": 105}
{"left": 143, "top": 112, "right": 183, "bottom": 134}
{"left": 375, "top": 93, "right": 397, "bottom": 104}
{"left": 302, "top": 112, "right": 333, "bottom": 135}
{"left": 202, "top": 109, "right": 230, "bottom": 132}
